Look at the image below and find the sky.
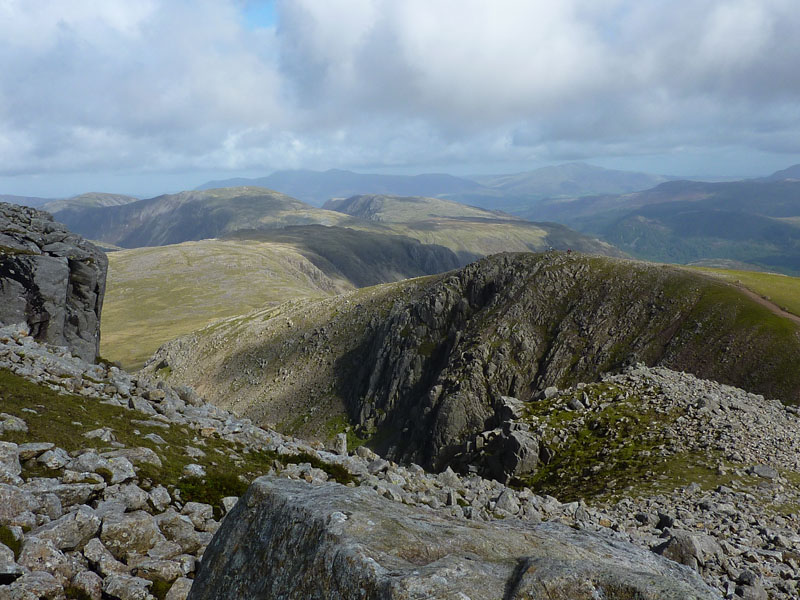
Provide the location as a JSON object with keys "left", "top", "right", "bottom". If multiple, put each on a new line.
{"left": 2, "top": 0, "right": 800, "bottom": 197}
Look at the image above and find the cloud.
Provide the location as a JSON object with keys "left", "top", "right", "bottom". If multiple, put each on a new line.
{"left": 0, "top": 0, "right": 799, "bottom": 187}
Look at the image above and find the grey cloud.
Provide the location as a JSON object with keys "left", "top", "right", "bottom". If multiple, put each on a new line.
{"left": 1, "top": 0, "right": 800, "bottom": 187}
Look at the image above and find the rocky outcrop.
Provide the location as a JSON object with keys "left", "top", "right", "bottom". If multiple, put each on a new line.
{"left": 0, "top": 202, "right": 107, "bottom": 361}
{"left": 190, "top": 477, "right": 719, "bottom": 600}
{"left": 2, "top": 324, "right": 800, "bottom": 597}
{"left": 342, "top": 252, "right": 800, "bottom": 470}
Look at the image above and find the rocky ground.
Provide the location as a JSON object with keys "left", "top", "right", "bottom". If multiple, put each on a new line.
{"left": 1, "top": 323, "right": 799, "bottom": 598}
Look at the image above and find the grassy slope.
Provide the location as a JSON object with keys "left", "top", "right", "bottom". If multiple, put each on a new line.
{"left": 0, "top": 368, "right": 353, "bottom": 519}
{"left": 142, "top": 278, "right": 435, "bottom": 442}
{"left": 325, "top": 194, "right": 622, "bottom": 259}
{"left": 102, "top": 239, "right": 348, "bottom": 370}
{"left": 687, "top": 266, "right": 800, "bottom": 317}
{"left": 145, "top": 254, "right": 800, "bottom": 448}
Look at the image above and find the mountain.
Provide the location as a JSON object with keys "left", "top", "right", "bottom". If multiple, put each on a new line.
{"left": 197, "top": 169, "right": 484, "bottom": 206}
{"left": 52, "top": 186, "right": 353, "bottom": 248}
{"left": 198, "top": 164, "right": 671, "bottom": 213}
{"left": 103, "top": 226, "right": 461, "bottom": 369}
{"left": 474, "top": 162, "right": 668, "bottom": 199}
{"left": 529, "top": 179, "right": 800, "bottom": 273}
{"left": 760, "top": 163, "right": 800, "bottom": 181}
{"left": 323, "top": 193, "right": 513, "bottom": 222}
{"left": 322, "top": 193, "right": 622, "bottom": 262}
{"left": 92, "top": 189, "right": 620, "bottom": 368}
{"left": 146, "top": 252, "right": 800, "bottom": 465}
{"left": 42, "top": 192, "right": 138, "bottom": 215}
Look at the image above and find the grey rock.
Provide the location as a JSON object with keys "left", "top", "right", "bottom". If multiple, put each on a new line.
{"left": 0, "top": 541, "right": 24, "bottom": 584}
{"left": 70, "top": 570, "right": 103, "bottom": 600}
{"left": 82, "top": 538, "right": 127, "bottom": 577}
{"left": 0, "top": 413, "right": 28, "bottom": 433}
{"left": 102, "top": 573, "right": 155, "bottom": 600}
{"left": 17, "top": 538, "right": 72, "bottom": 584}
{"left": 3, "top": 570, "right": 64, "bottom": 599}
{"left": 0, "top": 202, "right": 107, "bottom": 362}
{"left": 182, "top": 463, "right": 206, "bottom": 478}
{"left": 748, "top": 464, "right": 778, "bottom": 479}
{"left": 37, "top": 448, "right": 71, "bottom": 470}
{"left": 32, "top": 506, "right": 100, "bottom": 551}
{"left": 17, "top": 442, "right": 54, "bottom": 461}
{"left": 102, "top": 447, "right": 162, "bottom": 468}
{"left": 156, "top": 510, "right": 209, "bottom": 554}
{"left": 654, "top": 531, "right": 723, "bottom": 572}
{"left": 148, "top": 486, "right": 171, "bottom": 513}
{"left": 189, "top": 477, "right": 719, "bottom": 600}
{"left": 101, "top": 511, "right": 168, "bottom": 561}
{"left": 180, "top": 502, "right": 213, "bottom": 530}
{"left": 106, "top": 456, "right": 137, "bottom": 484}
{"left": 130, "top": 557, "right": 185, "bottom": 584}
{"left": 165, "top": 577, "right": 194, "bottom": 600}
{"left": 22, "top": 478, "right": 104, "bottom": 508}
{"left": 0, "top": 441, "right": 22, "bottom": 484}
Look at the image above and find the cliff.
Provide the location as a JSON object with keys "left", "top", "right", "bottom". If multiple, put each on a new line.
{"left": 0, "top": 202, "right": 107, "bottom": 361}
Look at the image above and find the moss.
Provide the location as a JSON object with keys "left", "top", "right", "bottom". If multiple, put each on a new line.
{"left": 177, "top": 470, "right": 250, "bottom": 519}
{"left": 64, "top": 585, "right": 93, "bottom": 600}
{"left": 511, "top": 386, "right": 737, "bottom": 502}
{"left": 150, "top": 580, "right": 172, "bottom": 600}
{"left": 285, "top": 452, "right": 356, "bottom": 486}
{"left": 323, "top": 414, "right": 369, "bottom": 450}
{"left": 0, "top": 525, "right": 21, "bottom": 560}
{"left": 418, "top": 339, "right": 437, "bottom": 357}
{"left": 0, "top": 245, "right": 36, "bottom": 256}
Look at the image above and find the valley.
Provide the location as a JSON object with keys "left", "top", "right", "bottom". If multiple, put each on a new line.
{"left": 96, "top": 190, "right": 617, "bottom": 369}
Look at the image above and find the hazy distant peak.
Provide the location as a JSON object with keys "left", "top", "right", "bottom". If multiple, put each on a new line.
{"left": 43, "top": 192, "right": 138, "bottom": 214}
{"left": 762, "top": 164, "right": 800, "bottom": 181}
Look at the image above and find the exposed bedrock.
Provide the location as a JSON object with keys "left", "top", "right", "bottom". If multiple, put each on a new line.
{"left": 0, "top": 202, "right": 107, "bottom": 361}
{"left": 189, "top": 477, "right": 719, "bottom": 600}
{"left": 341, "top": 252, "right": 800, "bottom": 470}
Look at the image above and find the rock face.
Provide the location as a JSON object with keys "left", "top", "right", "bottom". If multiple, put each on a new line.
{"left": 342, "top": 252, "right": 800, "bottom": 469}
{"left": 190, "top": 477, "right": 719, "bottom": 600}
{"left": 0, "top": 202, "right": 107, "bottom": 361}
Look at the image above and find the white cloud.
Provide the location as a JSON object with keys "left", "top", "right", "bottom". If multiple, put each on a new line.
{"left": 0, "top": 0, "right": 799, "bottom": 190}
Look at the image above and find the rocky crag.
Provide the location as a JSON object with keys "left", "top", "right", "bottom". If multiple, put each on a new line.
{"left": 0, "top": 202, "right": 107, "bottom": 362}
{"left": 149, "top": 252, "right": 800, "bottom": 470}
{"left": 190, "top": 478, "right": 716, "bottom": 600}
{"left": 4, "top": 325, "right": 800, "bottom": 597}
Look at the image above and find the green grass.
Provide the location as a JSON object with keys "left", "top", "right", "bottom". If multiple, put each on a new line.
{"left": 512, "top": 384, "right": 735, "bottom": 502}
{"left": 689, "top": 266, "right": 800, "bottom": 317}
{"left": 102, "top": 239, "right": 346, "bottom": 370}
{"left": 0, "top": 368, "right": 355, "bottom": 517}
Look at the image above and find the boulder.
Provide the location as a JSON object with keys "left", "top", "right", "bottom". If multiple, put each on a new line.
{"left": 0, "top": 202, "right": 108, "bottom": 362}
{"left": 101, "top": 511, "right": 168, "bottom": 562}
{"left": 31, "top": 506, "right": 101, "bottom": 551}
{"left": 0, "top": 442, "right": 22, "bottom": 484}
{"left": 189, "top": 477, "right": 720, "bottom": 600}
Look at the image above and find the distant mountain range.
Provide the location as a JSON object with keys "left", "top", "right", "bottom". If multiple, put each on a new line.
{"left": 88, "top": 188, "right": 619, "bottom": 367}
{"left": 528, "top": 173, "right": 800, "bottom": 273}
{"left": 197, "top": 169, "right": 484, "bottom": 206}
{"left": 196, "top": 162, "right": 673, "bottom": 210}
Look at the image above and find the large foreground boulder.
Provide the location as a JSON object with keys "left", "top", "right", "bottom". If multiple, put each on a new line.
{"left": 189, "top": 477, "right": 721, "bottom": 600}
{"left": 0, "top": 202, "right": 107, "bottom": 361}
